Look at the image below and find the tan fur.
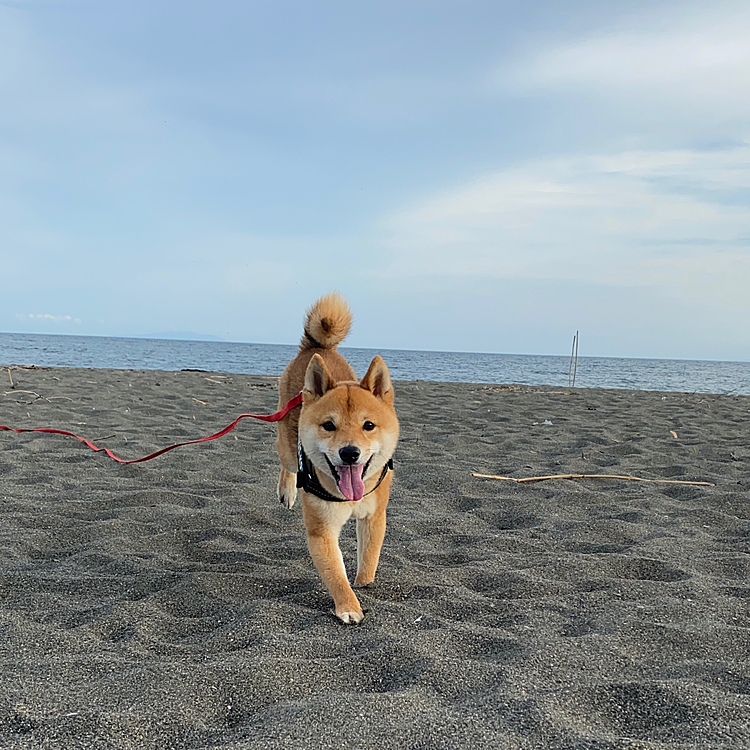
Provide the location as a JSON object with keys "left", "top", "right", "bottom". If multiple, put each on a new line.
{"left": 300, "top": 291, "right": 353, "bottom": 351}
{"left": 274, "top": 294, "right": 399, "bottom": 623}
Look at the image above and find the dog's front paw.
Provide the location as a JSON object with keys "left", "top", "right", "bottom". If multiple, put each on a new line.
{"left": 335, "top": 606, "right": 364, "bottom": 624}
{"left": 278, "top": 488, "right": 297, "bottom": 509}
{"left": 277, "top": 469, "right": 297, "bottom": 509}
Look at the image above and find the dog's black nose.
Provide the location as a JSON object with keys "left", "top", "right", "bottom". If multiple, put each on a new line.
{"left": 339, "top": 445, "right": 360, "bottom": 465}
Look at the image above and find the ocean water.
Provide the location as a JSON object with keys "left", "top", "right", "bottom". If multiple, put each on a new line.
{"left": 1, "top": 332, "right": 749, "bottom": 395}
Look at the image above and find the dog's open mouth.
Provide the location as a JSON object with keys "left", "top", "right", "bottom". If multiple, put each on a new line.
{"left": 326, "top": 456, "right": 372, "bottom": 501}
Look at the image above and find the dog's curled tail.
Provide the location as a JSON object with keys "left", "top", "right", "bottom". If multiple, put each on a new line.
{"left": 300, "top": 292, "right": 353, "bottom": 351}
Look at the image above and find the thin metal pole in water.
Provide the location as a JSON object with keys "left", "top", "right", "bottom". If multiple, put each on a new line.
{"left": 568, "top": 331, "right": 579, "bottom": 387}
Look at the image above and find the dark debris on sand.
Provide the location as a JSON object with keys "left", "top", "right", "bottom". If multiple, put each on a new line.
{"left": 0, "top": 367, "right": 749, "bottom": 749}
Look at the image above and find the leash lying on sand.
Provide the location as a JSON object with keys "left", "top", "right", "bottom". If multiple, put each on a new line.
{"left": 0, "top": 389, "right": 716, "bottom": 486}
{"left": 0, "top": 393, "right": 302, "bottom": 465}
{"left": 473, "top": 472, "right": 715, "bottom": 487}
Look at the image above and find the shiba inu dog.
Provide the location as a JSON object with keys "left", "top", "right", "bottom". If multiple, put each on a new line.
{"left": 275, "top": 293, "right": 399, "bottom": 623}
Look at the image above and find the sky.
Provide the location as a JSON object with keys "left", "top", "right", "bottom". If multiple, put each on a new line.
{"left": 2, "top": 0, "right": 749, "bottom": 361}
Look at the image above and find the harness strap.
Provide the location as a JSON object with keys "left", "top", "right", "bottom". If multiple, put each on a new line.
{"left": 296, "top": 443, "right": 393, "bottom": 502}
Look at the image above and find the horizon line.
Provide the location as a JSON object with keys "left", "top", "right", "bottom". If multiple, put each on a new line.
{"left": 1, "top": 329, "right": 748, "bottom": 365}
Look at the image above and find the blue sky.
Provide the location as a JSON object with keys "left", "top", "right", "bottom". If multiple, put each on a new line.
{"left": 2, "top": 0, "right": 749, "bottom": 360}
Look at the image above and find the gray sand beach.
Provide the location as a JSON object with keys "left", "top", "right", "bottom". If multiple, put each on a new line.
{"left": 1, "top": 366, "right": 749, "bottom": 749}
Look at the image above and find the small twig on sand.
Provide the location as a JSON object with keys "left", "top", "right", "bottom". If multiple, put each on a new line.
{"left": 3, "top": 389, "right": 43, "bottom": 400}
{"left": 3, "top": 390, "right": 72, "bottom": 403}
{"left": 472, "top": 472, "right": 714, "bottom": 487}
{"left": 7, "top": 368, "right": 15, "bottom": 389}
{"left": 93, "top": 434, "right": 116, "bottom": 441}
{"left": 192, "top": 398, "right": 209, "bottom": 405}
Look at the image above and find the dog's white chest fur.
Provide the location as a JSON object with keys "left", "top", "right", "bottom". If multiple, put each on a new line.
{"left": 308, "top": 491, "right": 379, "bottom": 525}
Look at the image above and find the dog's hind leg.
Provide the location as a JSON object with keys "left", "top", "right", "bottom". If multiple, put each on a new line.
{"left": 277, "top": 468, "right": 298, "bottom": 509}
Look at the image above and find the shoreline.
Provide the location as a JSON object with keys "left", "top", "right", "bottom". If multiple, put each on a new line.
{"left": 4, "top": 361, "right": 750, "bottom": 398}
{"left": 1, "top": 366, "right": 748, "bottom": 748}
{"left": 3, "top": 334, "right": 750, "bottom": 395}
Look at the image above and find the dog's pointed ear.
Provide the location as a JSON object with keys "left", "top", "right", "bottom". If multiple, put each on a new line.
{"left": 303, "top": 354, "right": 336, "bottom": 401}
{"left": 360, "top": 356, "right": 393, "bottom": 403}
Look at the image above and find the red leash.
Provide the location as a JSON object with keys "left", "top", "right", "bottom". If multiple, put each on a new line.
{"left": 0, "top": 393, "right": 303, "bottom": 465}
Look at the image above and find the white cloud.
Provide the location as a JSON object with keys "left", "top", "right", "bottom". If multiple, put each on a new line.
{"left": 496, "top": 3, "right": 750, "bottom": 121}
{"left": 18, "top": 313, "right": 81, "bottom": 323}
{"left": 380, "top": 144, "right": 750, "bottom": 309}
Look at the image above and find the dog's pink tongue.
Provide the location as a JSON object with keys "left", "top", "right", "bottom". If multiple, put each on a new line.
{"left": 337, "top": 464, "right": 366, "bottom": 501}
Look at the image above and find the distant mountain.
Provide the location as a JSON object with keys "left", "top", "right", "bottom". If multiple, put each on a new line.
{"left": 134, "top": 331, "right": 225, "bottom": 342}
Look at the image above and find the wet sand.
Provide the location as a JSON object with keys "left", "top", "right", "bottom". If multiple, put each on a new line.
{"left": 1, "top": 365, "right": 749, "bottom": 749}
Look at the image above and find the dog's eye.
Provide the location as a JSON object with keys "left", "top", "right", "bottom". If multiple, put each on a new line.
{"left": 363, "top": 421, "right": 376, "bottom": 431}
{"left": 321, "top": 421, "right": 336, "bottom": 431}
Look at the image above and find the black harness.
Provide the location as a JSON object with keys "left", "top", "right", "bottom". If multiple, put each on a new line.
{"left": 297, "top": 442, "right": 393, "bottom": 503}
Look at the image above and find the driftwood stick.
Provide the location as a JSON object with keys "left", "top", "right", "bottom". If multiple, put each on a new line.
{"left": 472, "top": 472, "right": 714, "bottom": 487}
{"left": 3, "top": 390, "right": 42, "bottom": 399}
